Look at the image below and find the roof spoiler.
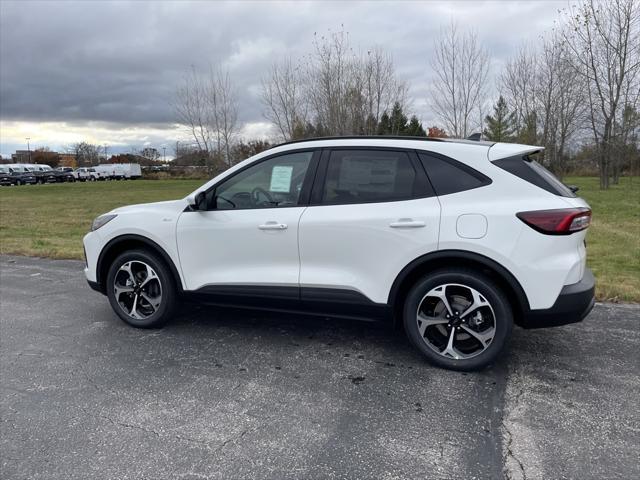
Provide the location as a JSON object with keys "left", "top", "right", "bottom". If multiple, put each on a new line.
{"left": 488, "top": 143, "right": 544, "bottom": 161}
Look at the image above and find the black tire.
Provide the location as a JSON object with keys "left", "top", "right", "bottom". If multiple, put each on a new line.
{"left": 403, "top": 268, "right": 513, "bottom": 371}
{"left": 106, "top": 249, "right": 177, "bottom": 328}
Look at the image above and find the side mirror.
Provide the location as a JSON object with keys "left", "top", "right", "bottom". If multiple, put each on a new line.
{"left": 187, "top": 191, "right": 207, "bottom": 211}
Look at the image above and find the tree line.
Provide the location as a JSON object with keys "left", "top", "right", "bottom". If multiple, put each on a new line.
{"left": 173, "top": 0, "right": 638, "bottom": 188}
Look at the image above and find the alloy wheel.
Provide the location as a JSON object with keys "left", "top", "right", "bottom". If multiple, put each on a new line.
{"left": 416, "top": 283, "right": 496, "bottom": 360}
{"left": 113, "top": 260, "right": 163, "bottom": 319}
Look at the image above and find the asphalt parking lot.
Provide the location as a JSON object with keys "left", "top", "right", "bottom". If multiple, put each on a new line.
{"left": 1, "top": 255, "right": 638, "bottom": 480}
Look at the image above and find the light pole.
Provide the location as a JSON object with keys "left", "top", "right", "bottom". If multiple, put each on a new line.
{"left": 26, "top": 137, "right": 31, "bottom": 163}
{"left": 163, "top": 146, "right": 166, "bottom": 163}
{"left": 104, "top": 144, "right": 108, "bottom": 163}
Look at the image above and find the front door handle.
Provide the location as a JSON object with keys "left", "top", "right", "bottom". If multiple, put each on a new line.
{"left": 389, "top": 218, "right": 426, "bottom": 228}
{"left": 258, "top": 221, "right": 288, "bottom": 230}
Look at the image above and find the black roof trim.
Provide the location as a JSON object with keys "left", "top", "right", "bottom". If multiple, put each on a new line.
{"left": 271, "top": 135, "right": 495, "bottom": 149}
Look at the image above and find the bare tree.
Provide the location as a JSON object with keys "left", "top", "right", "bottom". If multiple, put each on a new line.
{"left": 210, "top": 68, "right": 239, "bottom": 166}
{"left": 359, "top": 47, "right": 408, "bottom": 134}
{"left": 69, "top": 142, "right": 100, "bottom": 167}
{"left": 261, "top": 58, "right": 307, "bottom": 140}
{"left": 174, "top": 65, "right": 239, "bottom": 167}
{"left": 306, "top": 30, "right": 356, "bottom": 136}
{"left": 501, "top": 45, "right": 538, "bottom": 140}
{"left": 430, "top": 23, "right": 489, "bottom": 138}
{"left": 563, "top": 0, "right": 640, "bottom": 189}
{"left": 536, "top": 32, "right": 587, "bottom": 176}
{"left": 174, "top": 66, "right": 214, "bottom": 154}
{"left": 261, "top": 29, "right": 409, "bottom": 139}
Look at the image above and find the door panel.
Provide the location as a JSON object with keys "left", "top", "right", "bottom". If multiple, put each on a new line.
{"left": 176, "top": 150, "right": 316, "bottom": 291}
{"left": 298, "top": 199, "right": 440, "bottom": 304}
{"left": 177, "top": 207, "right": 306, "bottom": 290}
{"left": 299, "top": 148, "right": 440, "bottom": 304}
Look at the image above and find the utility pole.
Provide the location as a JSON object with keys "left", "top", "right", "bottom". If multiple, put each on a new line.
{"left": 163, "top": 146, "right": 166, "bottom": 163}
{"left": 26, "top": 137, "right": 31, "bottom": 163}
{"left": 104, "top": 144, "right": 108, "bottom": 163}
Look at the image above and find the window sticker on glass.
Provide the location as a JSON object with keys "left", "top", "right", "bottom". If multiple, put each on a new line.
{"left": 338, "top": 157, "right": 398, "bottom": 193}
{"left": 270, "top": 165, "right": 293, "bottom": 193}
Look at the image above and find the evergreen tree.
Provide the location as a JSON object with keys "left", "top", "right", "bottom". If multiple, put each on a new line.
{"left": 406, "top": 116, "right": 427, "bottom": 136}
{"left": 376, "top": 103, "right": 427, "bottom": 136}
{"left": 483, "top": 96, "right": 516, "bottom": 142}
{"left": 389, "top": 102, "right": 409, "bottom": 135}
{"left": 377, "top": 112, "right": 392, "bottom": 135}
{"left": 515, "top": 111, "right": 538, "bottom": 145}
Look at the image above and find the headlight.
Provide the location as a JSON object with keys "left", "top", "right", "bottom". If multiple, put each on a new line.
{"left": 91, "top": 214, "right": 117, "bottom": 231}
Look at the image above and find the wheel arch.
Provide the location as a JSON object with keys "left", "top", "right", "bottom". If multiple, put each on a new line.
{"left": 96, "top": 234, "right": 185, "bottom": 294}
{"left": 388, "top": 250, "right": 530, "bottom": 327}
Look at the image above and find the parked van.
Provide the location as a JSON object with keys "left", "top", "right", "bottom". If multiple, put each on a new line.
{"left": 95, "top": 163, "right": 142, "bottom": 180}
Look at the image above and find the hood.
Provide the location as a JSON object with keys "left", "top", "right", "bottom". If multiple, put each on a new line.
{"left": 109, "top": 199, "right": 187, "bottom": 215}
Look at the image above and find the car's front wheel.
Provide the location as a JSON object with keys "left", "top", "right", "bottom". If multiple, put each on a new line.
{"left": 106, "top": 250, "right": 177, "bottom": 328}
{"left": 403, "top": 268, "right": 513, "bottom": 371}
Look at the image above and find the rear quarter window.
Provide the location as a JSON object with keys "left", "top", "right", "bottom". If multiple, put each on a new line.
{"left": 493, "top": 155, "right": 576, "bottom": 197}
{"left": 418, "top": 153, "right": 491, "bottom": 196}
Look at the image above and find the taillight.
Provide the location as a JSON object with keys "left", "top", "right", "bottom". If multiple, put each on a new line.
{"left": 516, "top": 208, "right": 591, "bottom": 235}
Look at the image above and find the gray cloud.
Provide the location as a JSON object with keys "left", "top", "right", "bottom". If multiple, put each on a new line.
{"left": 0, "top": 0, "right": 560, "bottom": 142}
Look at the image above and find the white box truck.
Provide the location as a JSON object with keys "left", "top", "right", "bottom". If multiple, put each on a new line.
{"left": 95, "top": 163, "right": 142, "bottom": 180}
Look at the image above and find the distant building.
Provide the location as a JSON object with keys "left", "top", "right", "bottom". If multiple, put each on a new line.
{"left": 58, "top": 153, "right": 77, "bottom": 168}
{"left": 11, "top": 150, "right": 32, "bottom": 162}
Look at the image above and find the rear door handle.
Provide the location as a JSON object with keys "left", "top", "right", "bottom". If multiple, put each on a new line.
{"left": 389, "top": 219, "right": 426, "bottom": 228}
{"left": 258, "top": 221, "right": 288, "bottom": 230}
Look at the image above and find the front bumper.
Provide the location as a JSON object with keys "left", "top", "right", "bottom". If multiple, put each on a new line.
{"left": 520, "top": 269, "right": 595, "bottom": 329}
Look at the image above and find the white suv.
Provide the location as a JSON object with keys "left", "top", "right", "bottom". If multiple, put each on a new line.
{"left": 74, "top": 167, "right": 102, "bottom": 181}
{"left": 83, "top": 137, "right": 595, "bottom": 370}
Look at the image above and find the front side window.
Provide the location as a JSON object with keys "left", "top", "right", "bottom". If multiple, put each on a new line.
{"left": 322, "top": 150, "right": 417, "bottom": 205}
{"left": 211, "top": 151, "right": 313, "bottom": 210}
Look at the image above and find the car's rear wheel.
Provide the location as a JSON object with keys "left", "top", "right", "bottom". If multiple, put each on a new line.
{"left": 403, "top": 268, "right": 512, "bottom": 371}
{"left": 106, "top": 250, "right": 177, "bottom": 328}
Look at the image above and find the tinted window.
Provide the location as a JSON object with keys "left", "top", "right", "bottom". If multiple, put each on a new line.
{"left": 493, "top": 155, "right": 576, "bottom": 197}
{"left": 322, "top": 150, "right": 416, "bottom": 205}
{"left": 419, "top": 153, "right": 490, "bottom": 196}
{"left": 211, "top": 151, "right": 313, "bottom": 210}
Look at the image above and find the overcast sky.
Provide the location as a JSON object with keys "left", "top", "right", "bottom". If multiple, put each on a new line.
{"left": 0, "top": 0, "right": 562, "bottom": 158}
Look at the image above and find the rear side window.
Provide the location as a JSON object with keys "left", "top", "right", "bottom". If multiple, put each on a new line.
{"left": 493, "top": 155, "right": 576, "bottom": 197}
{"left": 419, "top": 153, "right": 491, "bottom": 196}
{"left": 322, "top": 150, "right": 417, "bottom": 205}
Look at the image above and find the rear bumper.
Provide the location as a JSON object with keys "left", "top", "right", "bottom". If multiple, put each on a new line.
{"left": 520, "top": 269, "right": 595, "bottom": 329}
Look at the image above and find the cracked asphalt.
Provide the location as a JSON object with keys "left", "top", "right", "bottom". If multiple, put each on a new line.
{"left": 1, "top": 255, "right": 638, "bottom": 480}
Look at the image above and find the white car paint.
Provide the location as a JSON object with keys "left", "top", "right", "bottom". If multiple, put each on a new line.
{"left": 83, "top": 137, "right": 590, "bottom": 312}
